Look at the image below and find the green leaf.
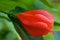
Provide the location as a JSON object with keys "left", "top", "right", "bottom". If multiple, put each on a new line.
{"left": 52, "top": 22, "right": 60, "bottom": 31}
{"left": 53, "top": 26, "right": 60, "bottom": 31}
{"left": 40, "top": 0, "right": 53, "bottom": 8}
{"left": 0, "top": 0, "right": 33, "bottom": 12}
{"left": 51, "top": 22, "right": 60, "bottom": 31}
{"left": 32, "top": 0, "right": 51, "bottom": 10}
{"left": 0, "top": 0, "right": 16, "bottom": 12}
{"left": 52, "top": 13, "right": 60, "bottom": 23}
{"left": 0, "top": 0, "right": 51, "bottom": 12}
{"left": 54, "top": 22, "right": 60, "bottom": 26}
{"left": 53, "top": 22, "right": 60, "bottom": 31}
{"left": 51, "top": 4, "right": 60, "bottom": 23}
{"left": 54, "top": 12, "right": 60, "bottom": 23}
{"left": 9, "top": 6, "right": 27, "bottom": 15}
{"left": 43, "top": 33, "right": 54, "bottom": 40}
{"left": 0, "top": 12, "right": 10, "bottom": 21}
{"left": 0, "top": 12, "right": 19, "bottom": 40}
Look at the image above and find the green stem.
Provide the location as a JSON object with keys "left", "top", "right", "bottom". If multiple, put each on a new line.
{"left": 0, "top": 11, "right": 30, "bottom": 40}
{"left": 8, "top": 14, "right": 30, "bottom": 40}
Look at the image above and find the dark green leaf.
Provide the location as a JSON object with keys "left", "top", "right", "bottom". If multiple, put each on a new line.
{"left": 54, "top": 22, "right": 60, "bottom": 26}
{"left": 53, "top": 22, "right": 60, "bottom": 31}
{"left": 9, "top": 6, "right": 27, "bottom": 15}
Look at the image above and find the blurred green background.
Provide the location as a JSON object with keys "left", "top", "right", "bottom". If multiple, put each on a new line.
{"left": 0, "top": 0, "right": 60, "bottom": 40}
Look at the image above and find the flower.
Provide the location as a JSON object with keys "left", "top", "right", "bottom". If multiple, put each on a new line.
{"left": 16, "top": 10, "right": 54, "bottom": 38}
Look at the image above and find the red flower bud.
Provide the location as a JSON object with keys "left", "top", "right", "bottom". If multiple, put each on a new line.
{"left": 16, "top": 10, "right": 54, "bottom": 38}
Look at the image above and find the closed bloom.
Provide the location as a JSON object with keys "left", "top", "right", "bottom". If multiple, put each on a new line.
{"left": 16, "top": 10, "right": 54, "bottom": 38}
